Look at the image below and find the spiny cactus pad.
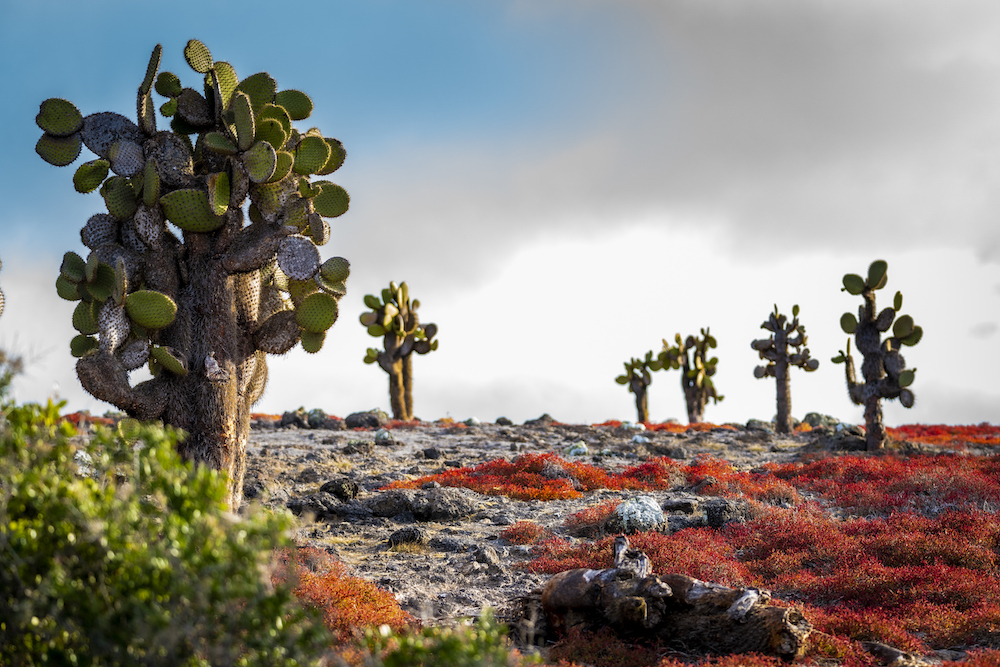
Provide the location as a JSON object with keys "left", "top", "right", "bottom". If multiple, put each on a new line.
{"left": 36, "top": 98, "right": 84, "bottom": 136}
{"left": 124, "top": 290, "right": 178, "bottom": 330}
{"left": 295, "top": 292, "right": 339, "bottom": 333}
{"left": 160, "top": 189, "right": 225, "bottom": 233}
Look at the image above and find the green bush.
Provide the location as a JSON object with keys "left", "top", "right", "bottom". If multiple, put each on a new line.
{"left": 0, "top": 400, "right": 329, "bottom": 665}
{"left": 358, "top": 610, "right": 537, "bottom": 667}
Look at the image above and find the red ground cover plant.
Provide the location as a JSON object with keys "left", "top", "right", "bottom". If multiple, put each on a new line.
{"left": 384, "top": 452, "right": 619, "bottom": 500}
{"left": 500, "top": 520, "right": 552, "bottom": 545}
{"left": 273, "top": 547, "right": 413, "bottom": 644}
{"left": 561, "top": 499, "right": 621, "bottom": 536}
{"left": 888, "top": 423, "right": 1000, "bottom": 448}
{"left": 766, "top": 454, "right": 1000, "bottom": 515}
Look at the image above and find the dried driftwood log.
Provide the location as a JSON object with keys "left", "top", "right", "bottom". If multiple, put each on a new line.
{"left": 517, "top": 535, "right": 812, "bottom": 661}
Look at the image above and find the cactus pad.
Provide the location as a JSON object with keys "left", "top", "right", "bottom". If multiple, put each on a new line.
{"left": 160, "top": 188, "right": 225, "bottom": 233}
{"left": 150, "top": 345, "right": 188, "bottom": 376}
{"left": 36, "top": 133, "right": 83, "bottom": 166}
{"left": 36, "top": 98, "right": 84, "bottom": 136}
{"left": 125, "top": 290, "right": 177, "bottom": 330}
{"left": 274, "top": 90, "right": 312, "bottom": 121}
{"left": 73, "top": 160, "right": 110, "bottom": 194}
{"left": 108, "top": 140, "right": 144, "bottom": 177}
{"left": 269, "top": 151, "right": 294, "bottom": 183}
{"left": 183, "top": 39, "right": 213, "bottom": 74}
{"left": 311, "top": 181, "right": 350, "bottom": 218}
{"left": 72, "top": 300, "right": 99, "bottom": 335}
{"left": 203, "top": 131, "right": 238, "bottom": 155}
{"left": 232, "top": 91, "right": 256, "bottom": 151}
{"left": 235, "top": 72, "right": 277, "bottom": 113}
{"left": 296, "top": 292, "right": 339, "bottom": 333}
{"left": 176, "top": 88, "right": 213, "bottom": 128}
{"left": 155, "top": 71, "right": 183, "bottom": 98}
{"left": 81, "top": 214, "right": 118, "bottom": 249}
{"left": 56, "top": 275, "right": 81, "bottom": 301}
{"left": 81, "top": 112, "right": 142, "bottom": 160}
{"left": 140, "top": 44, "right": 162, "bottom": 96}
{"left": 100, "top": 176, "right": 138, "bottom": 220}
{"left": 300, "top": 329, "right": 325, "bottom": 353}
{"left": 243, "top": 140, "right": 277, "bottom": 183}
{"left": 316, "top": 138, "right": 347, "bottom": 175}
{"left": 61, "top": 252, "right": 87, "bottom": 283}
{"left": 207, "top": 172, "right": 230, "bottom": 216}
{"left": 255, "top": 118, "right": 288, "bottom": 152}
{"left": 320, "top": 257, "right": 350, "bottom": 283}
{"left": 70, "top": 335, "right": 99, "bottom": 357}
{"left": 212, "top": 61, "right": 239, "bottom": 109}
{"left": 293, "top": 136, "right": 331, "bottom": 175}
{"left": 277, "top": 235, "right": 320, "bottom": 280}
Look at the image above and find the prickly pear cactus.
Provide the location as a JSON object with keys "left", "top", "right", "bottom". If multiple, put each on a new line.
{"left": 832, "top": 260, "right": 920, "bottom": 450}
{"left": 751, "top": 305, "right": 819, "bottom": 434}
{"left": 37, "top": 41, "right": 351, "bottom": 509}
{"left": 658, "top": 328, "right": 723, "bottom": 424}
{"left": 615, "top": 352, "right": 662, "bottom": 423}
{"left": 360, "top": 281, "right": 437, "bottom": 421}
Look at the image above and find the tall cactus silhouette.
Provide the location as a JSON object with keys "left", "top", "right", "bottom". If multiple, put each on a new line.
{"left": 832, "top": 260, "right": 921, "bottom": 451}
{"left": 37, "top": 41, "right": 350, "bottom": 509}
{"left": 615, "top": 351, "right": 662, "bottom": 423}
{"left": 0, "top": 257, "right": 5, "bottom": 320}
{"left": 751, "top": 305, "right": 819, "bottom": 434}
{"left": 361, "top": 281, "right": 438, "bottom": 421}
{"left": 659, "top": 328, "right": 723, "bottom": 424}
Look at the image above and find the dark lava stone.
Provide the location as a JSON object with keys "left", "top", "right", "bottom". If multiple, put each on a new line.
{"left": 388, "top": 526, "right": 427, "bottom": 547}
{"left": 320, "top": 478, "right": 361, "bottom": 502}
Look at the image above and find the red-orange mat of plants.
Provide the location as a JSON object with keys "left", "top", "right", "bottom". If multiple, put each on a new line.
{"left": 386, "top": 425, "right": 1000, "bottom": 666}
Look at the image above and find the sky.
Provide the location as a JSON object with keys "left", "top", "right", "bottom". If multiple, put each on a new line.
{"left": 1, "top": 0, "right": 998, "bottom": 426}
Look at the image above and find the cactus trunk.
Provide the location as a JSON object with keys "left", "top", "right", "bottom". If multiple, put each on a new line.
{"left": 683, "top": 383, "right": 707, "bottom": 424}
{"left": 387, "top": 358, "right": 408, "bottom": 421}
{"left": 774, "top": 360, "right": 792, "bottom": 434}
{"left": 402, "top": 353, "right": 413, "bottom": 421}
{"left": 633, "top": 386, "right": 649, "bottom": 424}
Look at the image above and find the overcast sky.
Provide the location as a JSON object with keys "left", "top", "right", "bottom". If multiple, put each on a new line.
{"left": 1, "top": 0, "right": 998, "bottom": 426}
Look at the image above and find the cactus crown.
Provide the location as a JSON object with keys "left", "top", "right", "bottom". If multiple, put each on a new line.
{"left": 751, "top": 304, "right": 819, "bottom": 379}
{"left": 659, "top": 327, "right": 722, "bottom": 398}
{"left": 41, "top": 39, "right": 351, "bottom": 367}
{"left": 615, "top": 351, "right": 661, "bottom": 391}
{"left": 361, "top": 281, "right": 438, "bottom": 364}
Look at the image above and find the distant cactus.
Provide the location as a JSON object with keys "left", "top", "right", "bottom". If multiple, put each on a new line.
{"left": 37, "top": 41, "right": 351, "bottom": 509}
{"left": 0, "top": 257, "right": 5, "bottom": 320}
{"left": 659, "top": 328, "right": 723, "bottom": 424}
{"left": 615, "top": 352, "right": 662, "bottom": 423}
{"left": 832, "top": 260, "right": 921, "bottom": 450}
{"left": 361, "top": 282, "right": 438, "bottom": 421}
{"left": 751, "top": 305, "right": 819, "bottom": 434}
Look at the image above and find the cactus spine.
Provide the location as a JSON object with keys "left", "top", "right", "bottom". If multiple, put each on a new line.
{"left": 361, "top": 282, "right": 438, "bottom": 421}
{"left": 38, "top": 41, "right": 351, "bottom": 509}
{"left": 832, "top": 260, "right": 921, "bottom": 450}
{"left": 659, "top": 328, "right": 723, "bottom": 424}
{"left": 751, "top": 305, "right": 819, "bottom": 434}
{"left": 615, "top": 351, "right": 662, "bottom": 423}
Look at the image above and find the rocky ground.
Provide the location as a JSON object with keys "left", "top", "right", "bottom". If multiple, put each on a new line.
{"left": 241, "top": 410, "right": 942, "bottom": 629}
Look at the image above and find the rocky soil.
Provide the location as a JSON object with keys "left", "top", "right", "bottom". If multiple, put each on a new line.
{"left": 242, "top": 411, "right": 937, "bottom": 629}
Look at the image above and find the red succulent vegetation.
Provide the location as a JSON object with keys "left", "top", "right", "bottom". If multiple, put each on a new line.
{"left": 273, "top": 547, "right": 413, "bottom": 644}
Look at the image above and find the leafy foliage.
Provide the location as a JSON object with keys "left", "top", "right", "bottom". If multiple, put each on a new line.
{"left": 0, "top": 402, "right": 328, "bottom": 665}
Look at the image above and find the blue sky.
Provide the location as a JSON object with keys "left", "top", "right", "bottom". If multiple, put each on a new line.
{"left": 1, "top": 1, "right": 998, "bottom": 425}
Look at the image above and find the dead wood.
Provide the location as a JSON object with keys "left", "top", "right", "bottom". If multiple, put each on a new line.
{"left": 519, "top": 535, "right": 812, "bottom": 661}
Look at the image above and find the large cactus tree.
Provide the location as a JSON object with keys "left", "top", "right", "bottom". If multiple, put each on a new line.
{"left": 36, "top": 41, "right": 351, "bottom": 509}
{"left": 615, "top": 352, "right": 662, "bottom": 423}
{"left": 659, "top": 329, "right": 723, "bottom": 424}
{"left": 832, "top": 260, "right": 921, "bottom": 451}
{"left": 751, "top": 305, "right": 819, "bottom": 434}
{"left": 361, "top": 281, "right": 438, "bottom": 421}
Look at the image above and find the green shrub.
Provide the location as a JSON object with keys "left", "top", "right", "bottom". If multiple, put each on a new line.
{"left": 358, "top": 610, "right": 536, "bottom": 667}
{"left": 0, "top": 401, "right": 329, "bottom": 665}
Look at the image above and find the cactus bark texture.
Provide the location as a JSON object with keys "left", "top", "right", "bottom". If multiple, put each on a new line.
{"left": 362, "top": 282, "right": 438, "bottom": 421}
{"left": 659, "top": 329, "right": 723, "bottom": 424}
{"left": 38, "top": 41, "right": 351, "bottom": 509}
{"left": 615, "top": 352, "right": 662, "bottom": 423}
{"left": 751, "top": 305, "right": 819, "bottom": 434}
{"left": 833, "top": 260, "right": 921, "bottom": 451}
